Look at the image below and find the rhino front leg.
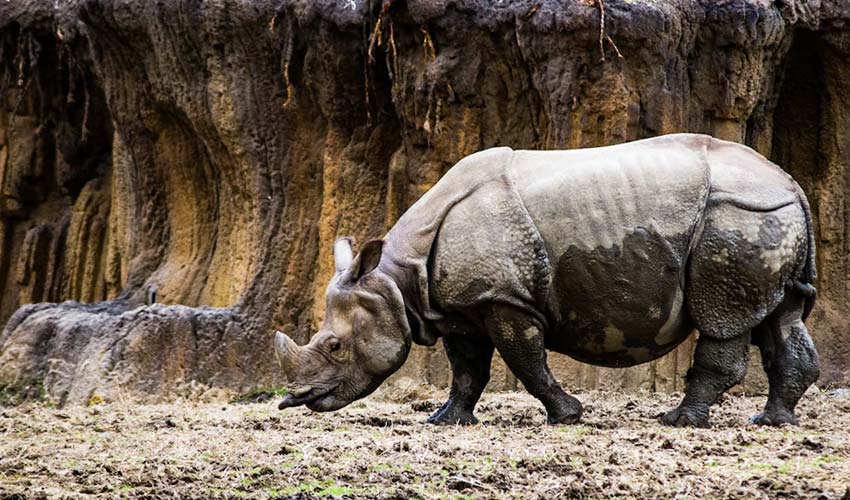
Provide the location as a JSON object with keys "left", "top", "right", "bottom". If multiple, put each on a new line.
{"left": 750, "top": 293, "right": 819, "bottom": 426}
{"left": 484, "top": 304, "right": 582, "bottom": 425}
{"left": 427, "top": 334, "right": 494, "bottom": 425}
{"left": 662, "top": 333, "right": 750, "bottom": 427}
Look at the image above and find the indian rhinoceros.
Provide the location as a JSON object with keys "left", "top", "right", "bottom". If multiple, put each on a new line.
{"left": 274, "top": 133, "right": 819, "bottom": 427}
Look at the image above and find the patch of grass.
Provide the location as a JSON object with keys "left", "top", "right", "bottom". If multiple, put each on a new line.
{"left": 206, "top": 486, "right": 227, "bottom": 496}
{"left": 280, "top": 453, "right": 305, "bottom": 470}
{"left": 230, "top": 386, "right": 288, "bottom": 404}
{"left": 555, "top": 424, "right": 592, "bottom": 436}
{"left": 272, "top": 479, "right": 352, "bottom": 497}
{"left": 238, "top": 466, "right": 275, "bottom": 490}
{"left": 318, "top": 484, "right": 353, "bottom": 496}
{"left": 75, "top": 432, "right": 102, "bottom": 443}
{"left": 814, "top": 454, "right": 842, "bottom": 466}
{"left": 280, "top": 483, "right": 314, "bottom": 495}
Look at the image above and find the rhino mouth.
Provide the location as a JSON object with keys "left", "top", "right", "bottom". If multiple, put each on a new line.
{"left": 278, "top": 385, "right": 338, "bottom": 410}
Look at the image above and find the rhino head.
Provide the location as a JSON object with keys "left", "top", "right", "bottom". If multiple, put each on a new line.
{"left": 274, "top": 237, "right": 412, "bottom": 411}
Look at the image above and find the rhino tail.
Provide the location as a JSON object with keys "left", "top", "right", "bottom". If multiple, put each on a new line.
{"left": 792, "top": 182, "right": 817, "bottom": 322}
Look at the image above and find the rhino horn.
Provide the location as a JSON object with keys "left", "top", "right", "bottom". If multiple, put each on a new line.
{"left": 274, "top": 330, "right": 303, "bottom": 378}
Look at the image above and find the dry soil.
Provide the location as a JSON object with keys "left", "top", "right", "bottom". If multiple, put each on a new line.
{"left": 1, "top": 389, "right": 849, "bottom": 499}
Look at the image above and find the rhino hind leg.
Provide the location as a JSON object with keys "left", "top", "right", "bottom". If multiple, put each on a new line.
{"left": 686, "top": 201, "right": 807, "bottom": 342}
{"left": 750, "top": 292, "right": 819, "bottom": 426}
{"left": 675, "top": 199, "right": 814, "bottom": 426}
{"left": 484, "top": 304, "right": 582, "bottom": 425}
{"left": 661, "top": 332, "right": 750, "bottom": 427}
{"left": 427, "top": 334, "right": 494, "bottom": 425}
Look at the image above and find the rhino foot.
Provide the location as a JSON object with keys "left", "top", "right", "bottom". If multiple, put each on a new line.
{"left": 749, "top": 408, "right": 799, "bottom": 426}
{"left": 660, "top": 406, "right": 710, "bottom": 428}
{"left": 545, "top": 396, "right": 583, "bottom": 425}
{"left": 546, "top": 411, "right": 581, "bottom": 425}
{"left": 427, "top": 401, "right": 478, "bottom": 425}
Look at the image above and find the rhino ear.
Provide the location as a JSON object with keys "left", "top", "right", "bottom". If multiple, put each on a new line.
{"left": 350, "top": 239, "right": 384, "bottom": 281}
{"left": 334, "top": 237, "right": 354, "bottom": 272}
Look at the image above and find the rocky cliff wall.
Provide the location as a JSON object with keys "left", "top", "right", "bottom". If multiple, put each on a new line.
{"left": 1, "top": 0, "right": 849, "bottom": 404}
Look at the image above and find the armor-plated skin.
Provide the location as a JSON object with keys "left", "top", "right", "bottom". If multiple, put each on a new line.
{"left": 274, "top": 134, "right": 819, "bottom": 428}
{"left": 508, "top": 141, "right": 710, "bottom": 367}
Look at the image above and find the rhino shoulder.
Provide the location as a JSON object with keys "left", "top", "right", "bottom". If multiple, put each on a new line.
{"left": 429, "top": 173, "right": 550, "bottom": 321}
{"left": 382, "top": 146, "right": 517, "bottom": 342}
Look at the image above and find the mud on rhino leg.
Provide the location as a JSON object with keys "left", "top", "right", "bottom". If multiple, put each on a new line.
{"left": 750, "top": 293, "right": 819, "bottom": 426}
{"left": 662, "top": 333, "right": 750, "bottom": 427}
{"left": 484, "top": 304, "right": 582, "bottom": 425}
{"left": 427, "top": 334, "right": 494, "bottom": 425}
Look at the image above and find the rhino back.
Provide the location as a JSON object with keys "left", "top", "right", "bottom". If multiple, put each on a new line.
{"left": 510, "top": 135, "right": 712, "bottom": 367}
{"left": 705, "top": 136, "right": 798, "bottom": 209}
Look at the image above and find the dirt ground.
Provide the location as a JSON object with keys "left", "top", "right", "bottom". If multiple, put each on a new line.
{"left": 1, "top": 388, "right": 849, "bottom": 499}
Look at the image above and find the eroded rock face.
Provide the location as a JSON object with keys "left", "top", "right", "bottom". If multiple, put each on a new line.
{"left": 0, "top": 0, "right": 848, "bottom": 404}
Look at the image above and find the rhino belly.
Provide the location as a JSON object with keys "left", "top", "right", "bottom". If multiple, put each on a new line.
{"left": 543, "top": 227, "right": 695, "bottom": 367}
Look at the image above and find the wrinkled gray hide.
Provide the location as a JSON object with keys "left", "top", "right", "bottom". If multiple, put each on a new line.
{"left": 278, "top": 134, "right": 819, "bottom": 428}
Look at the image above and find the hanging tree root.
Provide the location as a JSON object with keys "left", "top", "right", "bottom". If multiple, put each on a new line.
{"left": 364, "top": 0, "right": 400, "bottom": 124}
{"left": 607, "top": 35, "right": 623, "bottom": 59}
{"left": 365, "top": 0, "right": 395, "bottom": 124}
{"left": 421, "top": 25, "right": 436, "bottom": 64}
{"left": 368, "top": 0, "right": 395, "bottom": 63}
{"left": 596, "top": 0, "right": 623, "bottom": 62}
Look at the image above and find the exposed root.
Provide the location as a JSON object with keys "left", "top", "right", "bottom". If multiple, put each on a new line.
{"left": 364, "top": 11, "right": 383, "bottom": 125}
{"left": 365, "top": 0, "right": 397, "bottom": 124}
{"left": 79, "top": 65, "right": 91, "bottom": 142}
{"left": 596, "top": 0, "right": 624, "bottom": 62}
{"left": 364, "top": 55, "right": 372, "bottom": 125}
{"left": 368, "top": 0, "right": 395, "bottom": 64}
{"left": 282, "top": 60, "right": 293, "bottom": 108}
{"left": 418, "top": 25, "right": 438, "bottom": 141}
{"left": 597, "top": 0, "right": 606, "bottom": 61}
{"left": 607, "top": 35, "right": 623, "bottom": 60}
{"left": 368, "top": 17, "right": 383, "bottom": 64}
{"left": 388, "top": 19, "right": 397, "bottom": 79}
{"left": 421, "top": 25, "right": 436, "bottom": 64}
{"left": 278, "top": 16, "right": 294, "bottom": 108}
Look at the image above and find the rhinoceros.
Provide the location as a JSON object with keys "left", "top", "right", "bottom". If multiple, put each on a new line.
{"left": 274, "top": 133, "right": 819, "bottom": 427}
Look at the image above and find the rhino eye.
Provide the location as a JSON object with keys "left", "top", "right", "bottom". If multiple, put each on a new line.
{"left": 327, "top": 337, "right": 341, "bottom": 352}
